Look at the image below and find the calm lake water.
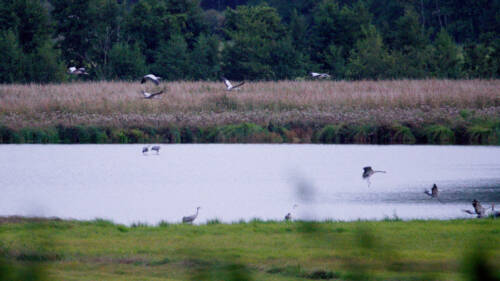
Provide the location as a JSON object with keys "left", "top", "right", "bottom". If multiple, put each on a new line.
{"left": 1, "top": 144, "right": 499, "bottom": 225}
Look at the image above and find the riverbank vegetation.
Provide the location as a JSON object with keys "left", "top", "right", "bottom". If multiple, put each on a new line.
{"left": 0, "top": 80, "right": 499, "bottom": 144}
{"left": 0, "top": 217, "right": 499, "bottom": 280}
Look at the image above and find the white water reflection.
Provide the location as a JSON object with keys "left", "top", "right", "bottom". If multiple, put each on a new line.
{"left": 0, "top": 144, "right": 499, "bottom": 224}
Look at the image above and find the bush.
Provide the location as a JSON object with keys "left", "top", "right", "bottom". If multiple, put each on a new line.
{"left": 318, "top": 125, "right": 339, "bottom": 144}
{"left": 424, "top": 125, "right": 455, "bottom": 144}
{"left": 467, "top": 122, "right": 499, "bottom": 145}
{"left": 110, "top": 129, "right": 128, "bottom": 143}
{"left": 0, "top": 126, "right": 20, "bottom": 143}
{"left": 127, "top": 129, "right": 145, "bottom": 143}
{"left": 392, "top": 125, "right": 416, "bottom": 144}
{"left": 217, "top": 123, "right": 268, "bottom": 142}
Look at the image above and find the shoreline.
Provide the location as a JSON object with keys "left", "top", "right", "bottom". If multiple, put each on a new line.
{"left": 1, "top": 120, "right": 499, "bottom": 144}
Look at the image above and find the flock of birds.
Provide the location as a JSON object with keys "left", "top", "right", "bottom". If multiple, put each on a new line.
{"left": 171, "top": 166, "right": 499, "bottom": 224}
{"left": 364, "top": 166, "right": 499, "bottom": 219}
{"left": 133, "top": 71, "right": 324, "bottom": 158}
{"left": 423, "top": 183, "right": 499, "bottom": 218}
{"left": 68, "top": 66, "right": 498, "bottom": 223}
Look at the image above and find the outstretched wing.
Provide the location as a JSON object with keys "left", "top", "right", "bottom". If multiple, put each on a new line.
{"left": 232, "top": 81, "right": 245, "bottom": 89}
{"left": 149, "top": 90, "right": 163, "bottom": 98}
{"left": 462, "top": 209, "right": 475, "bottom": 215}
{"left": 142, "top": 75, "right": 160, "bottom": 85}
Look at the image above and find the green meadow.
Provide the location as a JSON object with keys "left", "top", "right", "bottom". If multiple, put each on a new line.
{"left": 1, "top": 218, "right": 499, "bottom": 280}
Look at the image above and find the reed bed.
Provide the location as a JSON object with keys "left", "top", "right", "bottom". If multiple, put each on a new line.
{"left": 0, "top": 79, "right": 499, "bottom": 128}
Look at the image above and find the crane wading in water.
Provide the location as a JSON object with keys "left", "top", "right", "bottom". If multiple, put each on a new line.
{"left": 424, "top": 184, "right": 443, "bottom": 203}
{"left": 463, "top": 199, "right": 487, "bottom": 218}
{"left": 151, "top": 145, "right": 160, "bottom": 154}
{"left": 362, "top": 166, "right": 386, "bottom": 187}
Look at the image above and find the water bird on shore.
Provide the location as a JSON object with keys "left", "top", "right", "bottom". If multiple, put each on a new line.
{"left": 285, "top": 204, "right": 299, "bottom": 221}
{"left": 182, "top": 207, "right": 201, "bottom": 224}
{"left": 362, "top": 166, "right": 386, "bottom": 186}
{"left": 310, "top": 72, "right": 330, "bottom": 79}
{"left": 141, "top": 74, "right": 161, "bottom": 85}
{"left": 141, "top": 90, "right": 163, "bottom": 99}
{"left": 221, "top": 76, "right": 245, "bottom": 91}
{"left": 142, "top": 145, "right": 149, "bottom": 154}
{"left": 68, "top": 66, "right": 89, "bottom": 75}
{"left": 151, "top": 145, "right": 160, "bottom": 154}
{"left": 462, "top": 199, "right": 486, "bottom": 218}
{"left": 424, "top": 184, "right": 443, "bottom": 203}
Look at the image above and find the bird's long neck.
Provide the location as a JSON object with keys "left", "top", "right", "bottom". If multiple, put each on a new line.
{"left": 195, "top": 208, "right": 199, "bottom": 217}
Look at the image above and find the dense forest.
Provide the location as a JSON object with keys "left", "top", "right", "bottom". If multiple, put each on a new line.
{"left": 1, "top": 0, "right": 499, "bottom": 83}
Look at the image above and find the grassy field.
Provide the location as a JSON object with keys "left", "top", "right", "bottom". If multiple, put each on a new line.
{"left": 0, "top": 80, "right": 499, "bottom": 144}
{"left": 0, "top": 218, "right": 499, "bottom": 280}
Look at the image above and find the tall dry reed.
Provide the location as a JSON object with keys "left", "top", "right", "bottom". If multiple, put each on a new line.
{"left": 0, "top": 80, "right": 499, "bottom": 128}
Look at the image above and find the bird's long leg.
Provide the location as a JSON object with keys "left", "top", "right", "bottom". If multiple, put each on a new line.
{"left": 373, "top": 170, "right": 386, "bottom": 174}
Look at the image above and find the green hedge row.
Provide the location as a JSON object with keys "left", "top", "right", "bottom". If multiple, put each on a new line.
{"left": 0, "top": 121, "right": 499, "bottom": 145}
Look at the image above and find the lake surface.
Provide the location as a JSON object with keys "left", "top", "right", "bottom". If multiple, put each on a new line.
{"left": 1, "top": 144, "right": 499, "bottom": 225}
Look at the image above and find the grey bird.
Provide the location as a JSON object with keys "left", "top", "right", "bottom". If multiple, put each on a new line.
{"left": 68, "top": 66, "right": 89, "bottom": 75}
{"left": 142, "top": 145, "right": 150, "bottom": 155}
{"left": 151, "top": 145, "right": 160, "bottom": 154}
{"left": 222, "top": 76, "right": 245, "bottom": 91}
{"left": 310, "top": 72, "right": 330, "bottom": 79}
{"left": 424, "top": 184, "right": 443, "bottom": 203}
{"left": 285, "top": 204, "right": 298, "bottom": 221}
{"left": 362, "top": 166, "right": 386, "bottom": 187}
{"left": 463, "top": 199, "right": 486, "bottom": 218}
{"left": 141, "top": 74, "right": 161, "bottom": 85}
{"left": 182, "top": 207, "right": 201, "bottom": 224}
{"left": 141, "top": 90, "right": 163, "bottom": 99}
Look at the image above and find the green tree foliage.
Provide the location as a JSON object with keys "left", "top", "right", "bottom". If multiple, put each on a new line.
{"left": 0, "top": 0, "right": 499, "bottom": 82}
{"left": 222, "top": 4, "right": 304, "bottom": 80}
{"left": 125, "top": 0, "right": 205, "bottom": 64}
{"left": 190, "top": 34, "right": 221, "bottom": 80}
{"left": 108, "top": 43, "right": 146, "bottom": 80}
{"left": 9, "top": 0, "right": 51, "bottom": 53}
{"left": 23, "top": 41, "right": 66, "bottom": 83}
{"left": 0, "top": 0, "right": 64, "bottom": 83}
{"left": 463, "top": 43, "right": 498, "bottom": 78}
{"left": 51, "top": 0, "right": 126, "bottom": 77}
{"left": 346, "top": 25, "right": 392, "bottom": 80}
{"left": 310, "top": 1, "right": 372, "bottom": 75}
{"left": 428, "top": 29, "right": 463, "bottom": 78}
{"left": 51, "top": 0, "right": 95, "bottom": 65}
{"left": 152, "top": 34, "right": 190, "bottom": 81}
{"left": 0, "top": 30, "right": 23, "bottom": 83}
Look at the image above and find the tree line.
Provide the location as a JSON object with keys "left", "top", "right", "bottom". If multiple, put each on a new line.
{"left": 1, "top": 0, "right": 499, "bottom": 83}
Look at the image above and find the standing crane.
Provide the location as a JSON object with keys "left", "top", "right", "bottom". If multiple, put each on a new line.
{"left": 182, "top": 207, "right": 201, "bottom": 224}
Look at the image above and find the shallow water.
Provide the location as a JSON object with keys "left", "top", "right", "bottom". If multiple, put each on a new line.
{"left": 1, "top": 144, "right": 499, "bottom": 225}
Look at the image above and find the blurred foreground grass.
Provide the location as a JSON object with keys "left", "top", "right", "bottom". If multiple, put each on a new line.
{"left": 0, "top": 218, "right": 499, "bottom": 280}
